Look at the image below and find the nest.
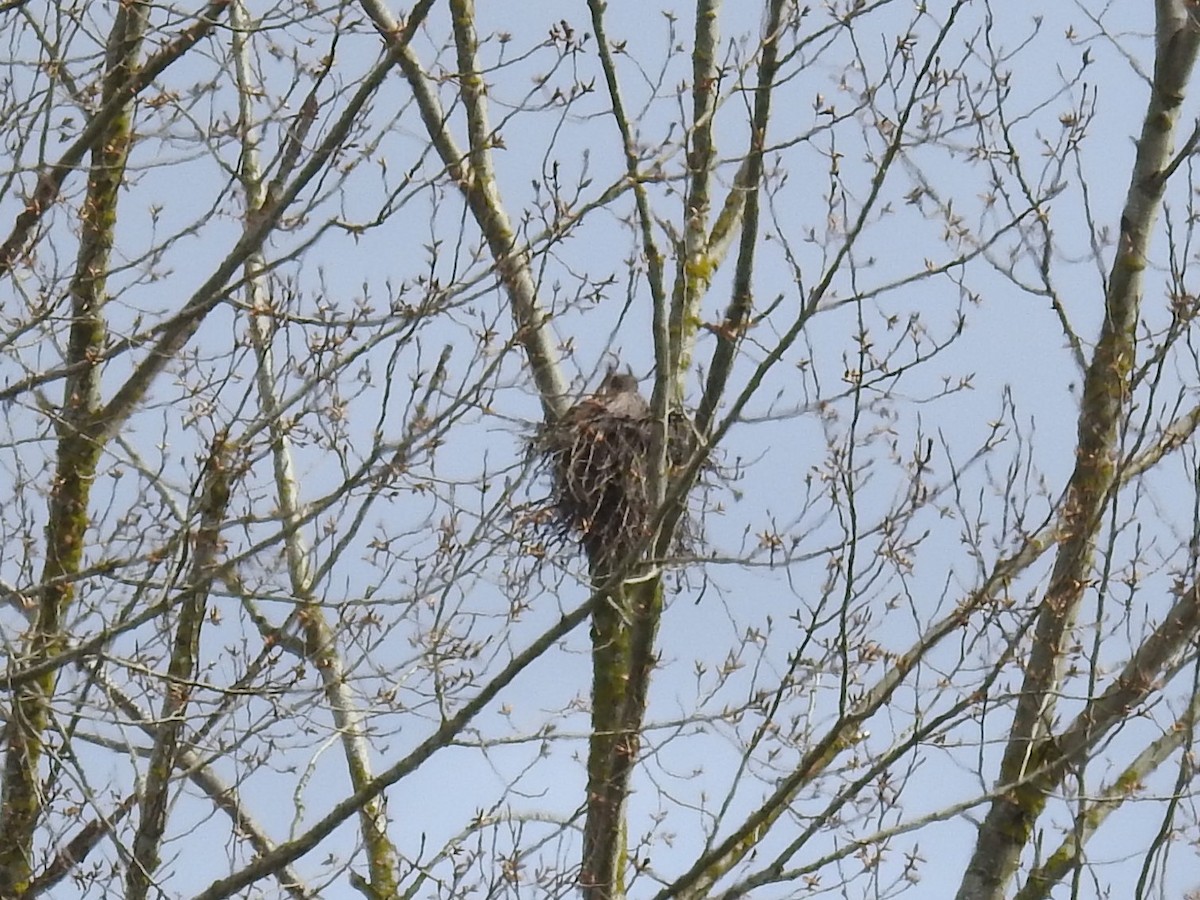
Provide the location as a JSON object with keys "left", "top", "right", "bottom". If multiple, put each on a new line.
{"left": 533, "top": 393, "right": 696, "bottom": 571}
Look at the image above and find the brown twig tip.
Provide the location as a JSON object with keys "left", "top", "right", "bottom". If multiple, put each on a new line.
{"left": 530, "top": 372, "right": 699, "bottom": 567}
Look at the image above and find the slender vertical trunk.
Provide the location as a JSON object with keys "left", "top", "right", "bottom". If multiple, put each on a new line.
{"left": 127, "top": 436, "right": 233, "bottom": 900}
{"left": 956, "top": 5, "right": 1200, "bottom": 898}
{"left": 0, "top": 4, "right": 147, "bottom": 892}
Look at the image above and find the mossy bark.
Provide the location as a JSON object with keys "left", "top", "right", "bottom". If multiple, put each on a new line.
{"left": 582, "top": 576, "right": 663, "bottom": 900}
{"left": 956, "top": 6, "right": 1200, "bottom": 899}
{"left": 230, "top": 4, "right": 402, "bottom": 891}
{"left": 126, "top": 436, "right": 232, "bottom": 900}
{"left": 0, "top": 5, "right": 147, "bottom": 893}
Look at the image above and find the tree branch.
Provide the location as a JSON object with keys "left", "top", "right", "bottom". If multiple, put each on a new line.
{"left": 958, "top": 4, "right": 1200, "bottom": 896}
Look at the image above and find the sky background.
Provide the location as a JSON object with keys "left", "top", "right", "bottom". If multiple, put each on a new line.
{"left": 3, "top": 1, "right": 1200, "bottom": 897}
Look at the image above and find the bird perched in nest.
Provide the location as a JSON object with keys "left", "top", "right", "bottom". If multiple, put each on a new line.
{"left": 569, "top": 370, "right": 649, "bottom": 422}
{"left": 534, "top": 369, "right": 651, "bottom": 566}
{"left": 533, "top": 366, "right": 701, "bottom": 569}
{"left": 588, "top": 369, "right": 652, "bottom": 420}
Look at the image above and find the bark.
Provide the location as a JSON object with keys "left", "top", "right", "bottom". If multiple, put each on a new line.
{"left": 360, "top": 0, "right": 570, "bottom": 420}
{"left": 0, "top": 5, "right": 434, "bottom": 894}
{"left": 127, "top": 435, "right": 233, "bottom": 899}
{"left": 1014, "top": 620, "right": 1200, "bottom": 899}
{"left": 95, "top": 668, "right": 313, "bottom": 899}
{"left": 956, "top": 3, "right": 1200, "bottom": 897}
{"left": 0, "top": 3, "right": 148, "bottom": 891}
{"left": 694, "top": 0, "right": 784, "bottom": 436}
{"left": 189, "top": 599, "right": 593, "bottom": 900}
{"left": 231, "top": 4, "right": 401, "bottom": 890}
{"left": 0, "top": 0, "right": 231, "bottom": 281}
{"left": 670, "top": 0, "right": 722, "bottom": 404}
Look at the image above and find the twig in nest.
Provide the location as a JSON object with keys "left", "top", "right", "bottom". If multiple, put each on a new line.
{"left": 532, "top": 372, "right": 695, "bottom": 570}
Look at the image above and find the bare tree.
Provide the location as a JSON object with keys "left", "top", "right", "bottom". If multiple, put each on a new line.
{"left": 2, "top": 2, "right": 1200, "bottom": 899}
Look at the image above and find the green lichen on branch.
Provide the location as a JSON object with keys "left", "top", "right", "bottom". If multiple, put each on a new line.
{"left": 532, "top": 373, "right": 700, "bottom": 898}
{"left": 127, "top": 433, "right": 235, "bottom": 899}
{"left": 958, "top": 11, "right": 1200, "bottom": 897}
{"left": 0, "top": 5, "right": 148, "bottom": 892}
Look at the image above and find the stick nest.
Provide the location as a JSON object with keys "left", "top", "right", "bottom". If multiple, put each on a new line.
{"left": 532, "top": 393, "right": 697, "bottom": 569}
